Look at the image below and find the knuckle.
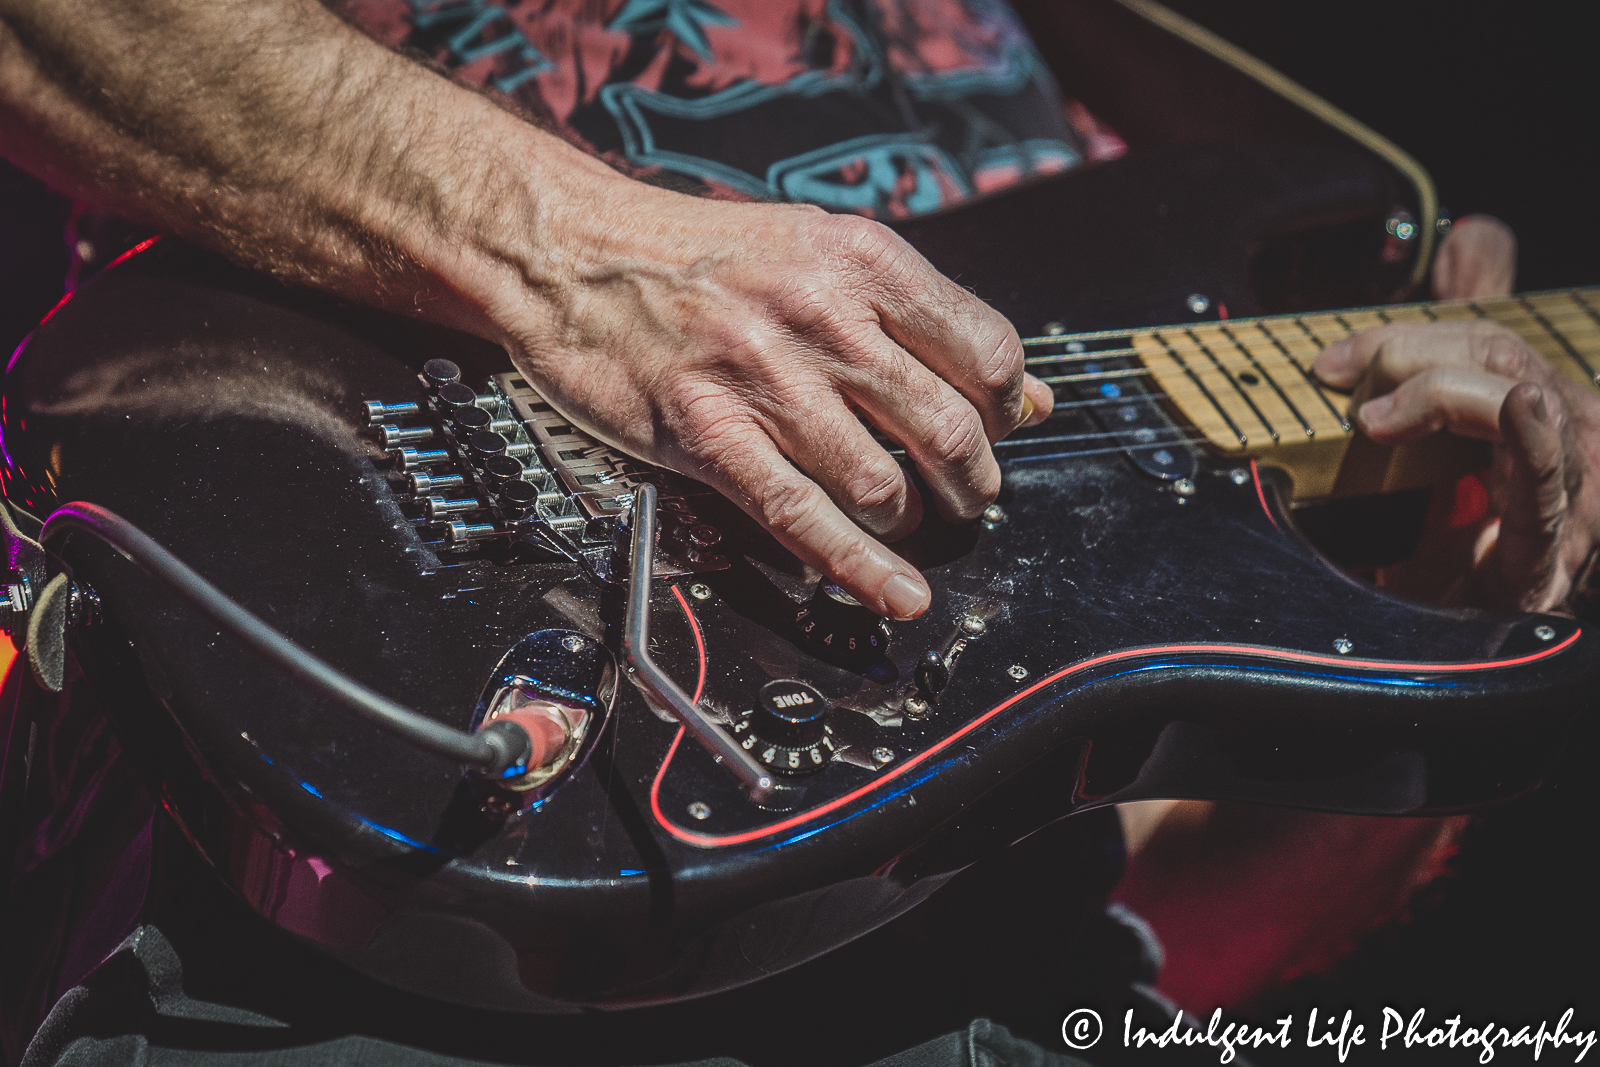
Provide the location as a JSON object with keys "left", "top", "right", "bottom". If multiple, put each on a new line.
{"left": 926, "top": 402, "right": 988, "bottom": 470}
{"left": 973, "top": 328, "right": 1025, "bottom": 395}
{"left": 816, "top": 212, "right": 888, "bottom": 253}
{"left": 815, "top": 213, "right": 916, "bottom": 277}
{"left": 667, "top": 386, "right": 765, "bottom": 476}
{"left": 844, "top": 457, "right": 907, "bottom": 516}
{"left": 663, "top": 379, "right": 741, "bottom": 437}
{"left": 1483, "top": 332, "right": 1539, "bottom": 379}
{"left": 753, "top": 475, "right": 820, "bottom": 539}
{"left": 768, "top": 277, "right": 882, "bottom": 357}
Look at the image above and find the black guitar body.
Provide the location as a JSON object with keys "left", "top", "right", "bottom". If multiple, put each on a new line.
{"left": 2, "top": 144, "right": 1594, "bottom": 1013}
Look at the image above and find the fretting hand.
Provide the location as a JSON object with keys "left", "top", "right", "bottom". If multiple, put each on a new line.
{"left": 1314, "top": 218, "right": 1600, "bottom": 612}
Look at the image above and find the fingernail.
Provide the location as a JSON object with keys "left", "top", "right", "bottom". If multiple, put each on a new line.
{"left": 882, "top": 572, "right": 930, "bottom": 620}
{"left": 1020, "top": 394, "right": 1035, "bottom": 425}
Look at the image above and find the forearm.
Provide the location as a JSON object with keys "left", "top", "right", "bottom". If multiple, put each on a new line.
{"left": 0, "top": 0, "right": 610, "bottom": 335}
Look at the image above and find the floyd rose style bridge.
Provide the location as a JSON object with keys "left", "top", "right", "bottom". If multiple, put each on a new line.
{"left": 363, "top": 358, "right": 729, "bottom": 580}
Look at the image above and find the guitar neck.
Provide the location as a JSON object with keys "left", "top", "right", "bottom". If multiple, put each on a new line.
{"left": 1031, "top": 287, "right": 1600, "bottom": 501}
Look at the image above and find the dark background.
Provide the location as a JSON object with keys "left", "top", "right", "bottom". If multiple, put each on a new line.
{"left": 1160, "top": 0, "right": 1599, "bottom": 294}
{"left": 1, "top": 1, "right": 1595, "bottom": 1059}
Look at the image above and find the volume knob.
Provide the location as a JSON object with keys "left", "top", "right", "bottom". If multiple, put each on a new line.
{"left": 795, "top": 583, "right": 891, "bottom": 668}
{"left": 731, "top": 680, "right": 835, "bottom": 775}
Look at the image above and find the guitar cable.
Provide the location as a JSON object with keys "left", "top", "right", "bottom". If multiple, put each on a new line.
{"left": 35, "top": 502, "right": 535, "bottom": 778}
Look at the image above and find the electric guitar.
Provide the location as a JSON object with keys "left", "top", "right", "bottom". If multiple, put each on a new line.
{"left": 3, "top": 144, "right": 1597, "bottom": 1013}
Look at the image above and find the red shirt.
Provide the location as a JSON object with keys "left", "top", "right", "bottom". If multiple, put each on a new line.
{"left": 334, "top": 0, "right": 1124, "bottom": 218}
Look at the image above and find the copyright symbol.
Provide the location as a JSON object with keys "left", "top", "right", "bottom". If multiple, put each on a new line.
{"left": 1061, "top": 1008, "right": 1103, "bottom": 1050}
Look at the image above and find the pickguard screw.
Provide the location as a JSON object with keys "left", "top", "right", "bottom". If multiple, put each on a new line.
{"left": 1187, "top": 293, "right": 1211, "bottom": 314}
{"left": 903, "top": 696, "right": 930, "bottom": 718}
{"left": 873, "top": 746, "right": 895, "bottom": 764}
{"left": 961, "top": 615, "right": 987, "bottom": 636}
{"left": 687, "top": 801, "right": 712, "bottom": 821}
{"left": 1173, "top": 478, "right": 1196, "bottom": 497}
{"left": 1333, "top": 637, "right": 1354, "bottom": 654}
{"left": 1044, "top": 322, "right": 1066, "bottom": 336}
{"left": 982, "top": 504, "right": 1005, "bottom": 523}
{"left": 689, "top": 583, "right": 712, "bottom": 600}
{"left": 1008, "top": 664, "right": 1028, "bottom": 680}
{"left": 1229, "top": 468, "right": 1249, "bottom": 485}
{"left": 1535, "top": 624, "right": 1557, "bottom": 641}
{"left": 562, "top": 635, "right": 586, "bottom": 652}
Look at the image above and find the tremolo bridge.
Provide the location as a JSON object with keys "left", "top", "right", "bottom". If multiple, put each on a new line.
{"left": 363, "top": 358, "right": 728, "bottom": 579}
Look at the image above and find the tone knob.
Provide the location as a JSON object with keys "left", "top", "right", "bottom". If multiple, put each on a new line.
{"left": 795, "top": 583, "right": 891, "bottom": 668}
{"left": 730, "top": 680, "right": 836, "bottom": 775}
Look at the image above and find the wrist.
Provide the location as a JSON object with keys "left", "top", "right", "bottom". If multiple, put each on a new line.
{"left": 376, "top": 111, "right": 642, "bottom": 344}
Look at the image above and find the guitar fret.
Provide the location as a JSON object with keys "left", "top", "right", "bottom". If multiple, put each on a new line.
{"left": 1336, "top": 310, "right": 1389, "bottom": 332}
{"left": 1264, "top": 318, "right": 1351, "bottom": 433}
{"left": 1569, "top": 289, "right": 1600, "bottom": 333}
{"left": 1479, "top": 307, "right": 1584, "bottom": 376}
{"left": 1219, "top": 324, "right": 1315, "bottom": 438}
{"left": 1379, "top": 304, "right": 1436, "bottom": 324}
{"left": 1187, "top": 328, "right": 1279, "bottom": 442}
{"left": 1426, "top": 302, "right": 1482, "bottom": 321}
{"left": 1139, "top": 331, "right": 1248, "bottom": 449}
{"left": 1517, "top": 296, "right": 1599, "bottom": 386}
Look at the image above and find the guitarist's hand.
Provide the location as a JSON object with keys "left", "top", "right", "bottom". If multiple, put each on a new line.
{"left": 472, "top": 175, "right": 1055, "bottom": 621}
{"left": 1314, "top": 318, "right": 1600, "bottom": 613}
{"left": 0, "top": 0, "right": 1052, "bottom": 621}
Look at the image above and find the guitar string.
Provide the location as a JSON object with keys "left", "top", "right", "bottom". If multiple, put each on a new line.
{"left": 885, "top": 431, "right": 1214, "bottom": 460}
{"left": 879, "top": 411, "right": 1195, "bottom": 453}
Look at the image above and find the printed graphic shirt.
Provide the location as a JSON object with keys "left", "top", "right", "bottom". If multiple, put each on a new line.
{"left": 335, "top": 0, "right": 1124, "bottom": 218}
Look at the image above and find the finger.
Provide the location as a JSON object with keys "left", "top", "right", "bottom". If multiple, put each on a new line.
{"left": 831, "top": 334, "right": 1001, "bottom": 522}
{"left": 1355, "top": 365, "right": 1517, "bottom": 444}
{"left": 773, "top": 404, "right": 926, "bottom": 542}
{"left": 1432, "top": 215, "right": 1517, "bottom": 301}
{"left": 697, "top": 422, "right": 932, "bottom": 619}
{"left": 1315, "top": 321, "right": 1555, "bottom": 393}
{"left": 882, "top": 278, "right": 1028, "bottom": 442}
{"left": 821, "top": 216, "right": 1031, "bottom": 441}
{"left": 1493, "top": 382, "right": 1569, "bottom": 610}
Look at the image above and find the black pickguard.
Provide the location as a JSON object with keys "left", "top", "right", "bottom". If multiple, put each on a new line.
{"left": 2, "top": 146, "right": 1594, "bottom": 1012}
